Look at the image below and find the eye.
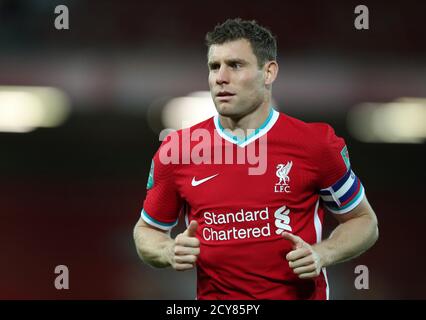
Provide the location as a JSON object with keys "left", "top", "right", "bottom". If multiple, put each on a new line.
{"left": 230, "top": 62, "right": 242, "bottom": 69}
{"left": 209, "top": 63, "right": 220, "bottom": 71}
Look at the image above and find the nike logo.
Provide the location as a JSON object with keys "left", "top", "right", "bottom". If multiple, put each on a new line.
{"left": 191, "top": 174, "right": 219, "bottom": 187}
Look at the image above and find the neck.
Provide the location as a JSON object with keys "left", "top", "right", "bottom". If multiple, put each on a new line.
{"left": 218, "top": 101, "right": 272, "bottom": 138}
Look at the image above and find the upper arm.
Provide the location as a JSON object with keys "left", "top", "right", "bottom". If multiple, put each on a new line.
{"left": 140, "top": 137, "right": 183, "bottom": 231}
{"left": 331, "top": 196, "right": 378, "bottom": 225}
{"left": 316, "top": 124, "right": 365, "bottom": 215}
{"left": 135, "top": 217, "right": 169, "bottom": 232}
{"left": 134, "top": 217, "right": 171, "bottom": 237}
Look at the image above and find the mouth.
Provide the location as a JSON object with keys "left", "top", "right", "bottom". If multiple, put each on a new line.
{"left": 216, "top": 91, "right": 235, "bottom": 101}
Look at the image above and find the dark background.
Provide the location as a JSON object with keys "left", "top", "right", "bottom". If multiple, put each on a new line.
{"left": 0, "top": 0, "right": 425, "bottom": 299}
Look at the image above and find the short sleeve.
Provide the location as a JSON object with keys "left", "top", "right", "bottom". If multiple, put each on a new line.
{"left": 141, "top": 139, "right": 183, "bottom": 230}
{"left": 317, "top": 124, "right": 365, "bottom": 214}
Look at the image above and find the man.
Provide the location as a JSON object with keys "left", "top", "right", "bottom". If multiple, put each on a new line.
{"left": 133, "top": 18, "right": 378, "bottom": 300}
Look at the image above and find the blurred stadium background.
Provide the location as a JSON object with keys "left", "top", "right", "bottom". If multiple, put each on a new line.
{"left": 0, "top": 0, "right": 425, "bottom": 299}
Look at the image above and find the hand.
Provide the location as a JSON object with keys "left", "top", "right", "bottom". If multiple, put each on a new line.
{"left": 282, "top": 232, "right": 323, "bottom": 279}
{"left": 169, "top": 220, "right": 200, "bottom": 271}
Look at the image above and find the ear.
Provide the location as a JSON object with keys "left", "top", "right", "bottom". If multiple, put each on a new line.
{"left": 264, "top": 61, "right": 279, "bottom": 86}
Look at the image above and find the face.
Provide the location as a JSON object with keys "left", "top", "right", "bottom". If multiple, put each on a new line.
{"left": 208, "top": 39, "right": 267, "bottom": 118}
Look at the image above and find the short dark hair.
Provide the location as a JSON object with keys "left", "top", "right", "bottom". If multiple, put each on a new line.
{"left": 205, "top": 18, "right": 277, "bottom": 67}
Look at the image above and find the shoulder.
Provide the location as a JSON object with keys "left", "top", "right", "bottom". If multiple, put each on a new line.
{"left": 160, "top": 116, "right": 215, "bottom": 142}
{"left": 154, "top": 116, "right": 216, "bottom": 164}
{"left": 184, "top": 116, "right": 216, "bottom": 132}
{"left": 278, "top": 112, "right": 340, "bottom": 145}
{"left": 169, "top": 116, "right": 215, "bottom": 139}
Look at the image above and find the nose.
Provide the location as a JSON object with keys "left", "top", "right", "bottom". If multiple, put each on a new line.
{"left": 216, "top": 65, "right": 230, "bottom": 85}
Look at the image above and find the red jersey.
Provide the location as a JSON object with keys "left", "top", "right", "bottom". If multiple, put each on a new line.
{"left": 141, "top": 108, "right": 365, "bottom": 300}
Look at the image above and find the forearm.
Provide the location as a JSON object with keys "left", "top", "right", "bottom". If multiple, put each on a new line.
{"left": 313, "top": 214, "right": 379, "bottom": 268}
{"left": 133, "top": 225, "right": 174, "bottom": 268}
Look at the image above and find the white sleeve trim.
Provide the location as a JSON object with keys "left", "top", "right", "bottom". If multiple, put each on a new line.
{"left": 141, "top": 209, "right": 178, "bottom": 231}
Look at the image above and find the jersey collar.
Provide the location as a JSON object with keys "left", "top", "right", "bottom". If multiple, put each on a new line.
{"left": 213, "top": 108, "right": 279, "bottom": 147}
